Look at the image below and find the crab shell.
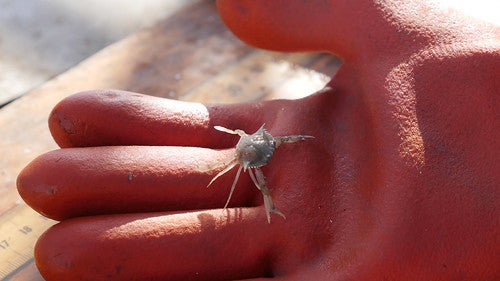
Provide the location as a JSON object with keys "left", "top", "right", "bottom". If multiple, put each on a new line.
{"left": 235, "top": 126, "right": 276, "bottom": 170}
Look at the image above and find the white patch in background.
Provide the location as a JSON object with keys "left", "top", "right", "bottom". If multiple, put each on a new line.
{"left": 436, "top": 0, "right": 500, "bottom": 25}
{"left": 0, "top": 0, "right": 195, "bottom": 105}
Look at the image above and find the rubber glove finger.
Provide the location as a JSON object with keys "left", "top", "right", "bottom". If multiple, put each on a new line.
{"left": 35, "top": 208, "right": 277, "bottom": 281}
{"left": 17, "top": 146, "right": 258, "bottom": 220}
{"left": 48, "top": 90, "right": 274, "bottom": 148}
{"left": 216, "top": 0, "right": 357, "bottom": 57}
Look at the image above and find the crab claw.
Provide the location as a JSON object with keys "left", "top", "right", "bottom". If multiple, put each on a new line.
{"left": 263, "top": 194, "right": 286, "bottom": 223}
{"left": 248, "top": 167, "right": 286, "bottom": 223}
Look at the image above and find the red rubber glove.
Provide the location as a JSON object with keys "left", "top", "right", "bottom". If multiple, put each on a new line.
{"left": 17, "top": 0, "right": 499, "bottom": 280}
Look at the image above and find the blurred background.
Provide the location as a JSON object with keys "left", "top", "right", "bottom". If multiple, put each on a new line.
{"left": 0, "top": 0, "right": 195, "bottom": 106}
{"left": 1, "top": 0, "right": 498, "bottom": 107}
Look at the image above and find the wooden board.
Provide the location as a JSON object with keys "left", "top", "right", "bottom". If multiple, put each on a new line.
{"left": 0, "top": 1, "right": 341, "bottom": 280}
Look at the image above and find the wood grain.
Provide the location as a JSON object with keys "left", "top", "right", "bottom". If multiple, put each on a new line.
{"left": 0, "top": 1, "right": 340, "bottom": 280}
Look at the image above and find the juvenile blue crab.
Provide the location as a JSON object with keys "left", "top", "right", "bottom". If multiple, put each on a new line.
{"left": 207, "top": 124, "right": 313, "bottom": 223}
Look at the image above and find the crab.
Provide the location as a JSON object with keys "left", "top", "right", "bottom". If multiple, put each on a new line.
{"left": 207, "top": 124, "right": 313, "bottom": 223}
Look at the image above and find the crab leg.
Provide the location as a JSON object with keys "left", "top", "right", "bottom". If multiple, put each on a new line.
{"left": 223, "top": 165, "right": 243, "bottom": 209}
{"left": 199, "top": 155, "right": 236, "bottom": 173}
{"left": 207, "top": 160, "right": 238, "bottom": 187}
{"left": 247, "top": 168, "right": 261, "bottom": 191}
{"left": 214, "top": 126, "right": 247, "bottom": 137}
{"left": 249, "top": 168, "right": 286, "bottom": 223}
{"left": 275, "top": 135, "right": 314, "bottom": 148}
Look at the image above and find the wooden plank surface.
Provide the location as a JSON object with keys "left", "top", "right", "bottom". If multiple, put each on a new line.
{"left": 0, "top": 1, "right": 340, "bottom": 280}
